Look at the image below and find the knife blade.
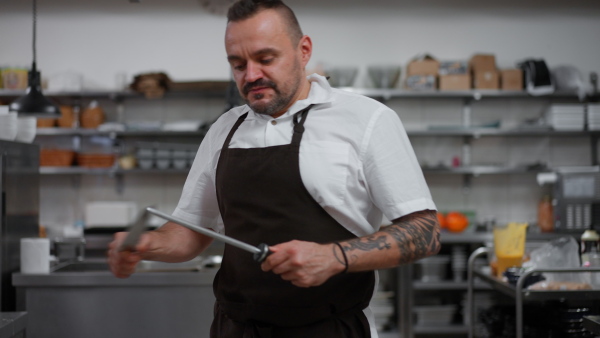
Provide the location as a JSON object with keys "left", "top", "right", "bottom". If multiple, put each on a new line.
{"left": 118, "top": 207, "right": 151, "bottom": 252}
{"left": 146, "top": 207, "right": 271, "bottom": 263}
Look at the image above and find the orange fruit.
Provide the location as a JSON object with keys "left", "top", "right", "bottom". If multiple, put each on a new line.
{"left": 445, "top": 211, "right": 469, "bottom": 232}
{"left": 436, "top": 212, "right": 447, "bottom": 229}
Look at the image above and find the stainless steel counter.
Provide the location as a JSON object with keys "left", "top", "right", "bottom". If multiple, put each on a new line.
{"left": 0, "top": 312, "right": 27, "bottom": 338}
{"left": 13, "top": 261, "right": 217, "bottom": 338}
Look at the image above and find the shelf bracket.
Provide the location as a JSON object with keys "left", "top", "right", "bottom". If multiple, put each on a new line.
{"left": 462, "top": 174, "right": 472, "bottom": 194}
{"left": 462, "top": 98, "right": 472, "bottom": 128}
{"left": 592, "top": 133, "right": 599, "bottom": 166}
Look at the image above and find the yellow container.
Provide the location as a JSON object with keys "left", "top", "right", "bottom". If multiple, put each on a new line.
{"left": 493, "top": 222, "right": 528, "bottom": 278}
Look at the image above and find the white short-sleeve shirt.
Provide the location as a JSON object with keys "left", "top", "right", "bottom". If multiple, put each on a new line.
{"left": 173, "top": 73, "right": 436, "bottom": 235}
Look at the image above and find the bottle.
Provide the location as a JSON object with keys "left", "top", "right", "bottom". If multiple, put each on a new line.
{"left": 581, "top": 230, "right": 600, "bottom": 267}
{"left": 537, "top": 195, "right": 554, "bottom": 233}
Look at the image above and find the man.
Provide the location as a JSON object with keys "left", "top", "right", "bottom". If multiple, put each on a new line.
{"left": 108, "top": 0, "right": 441, "bottom": 337}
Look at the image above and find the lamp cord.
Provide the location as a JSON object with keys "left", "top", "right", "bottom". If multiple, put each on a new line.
{"left": 32, "top": 0, "right": 37, "bottom": 66}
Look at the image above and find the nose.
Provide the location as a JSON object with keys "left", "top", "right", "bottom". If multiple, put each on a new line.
{"left": 244, "top": 61, "right": 262, "bottom": 83}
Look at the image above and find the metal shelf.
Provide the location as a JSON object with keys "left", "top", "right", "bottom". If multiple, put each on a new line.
{"left": 39, "top": 167, "right": 190, "bottom": 175}
{"left": 467, "top": 247, "right": 600, "bottom": 338}
{"left": 407, "top": 129, "right": 593, "bottom": 137}
{"left": 34, "top": 127, "right": 592, "bottom": 138}
{"left": 35, "top": 128, "right": 205, "bottom": 137}
{"left": 422, "top": 164, "right": 545, "bottom": 175}
{"left": 413, "top": 324, "right": 469, "bottom": 335}
{"left": 413, "top": 280, "right": 490, "bottom": 291}
{"left": 0, "top": 88, "right": 226, "bottom": 99}
{"left": 1, "top": 88, "right": 580, "bottom": 100}
{"left": 338, "top": 87, "right": 580, "bottom": 100}
{"left": 473, "top": 268, "right": 600, "bottom": 302}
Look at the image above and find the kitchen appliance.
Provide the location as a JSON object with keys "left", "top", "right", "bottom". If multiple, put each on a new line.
{"left": 553, "top": 166, "right": 600, "bottom": 233}
{"left": 518, "top": 59, "right": 554, "bottom": 96}
{"left": 0, "top": 140, "right": 40, "bottom": 311}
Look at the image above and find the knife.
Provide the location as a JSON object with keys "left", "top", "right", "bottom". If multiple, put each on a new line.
{"left": 146, "top": 207, "right": 271, "bottom": 263}
{"left": 118, "top": 207, "right": 152, "bottom": 252}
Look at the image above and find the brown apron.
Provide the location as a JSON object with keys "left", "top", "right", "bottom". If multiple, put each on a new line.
{"left": 212, "top": 105, "right": 375, "bottom": 338}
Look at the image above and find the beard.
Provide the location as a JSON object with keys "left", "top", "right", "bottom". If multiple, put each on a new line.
{"left": 241, "top": 66, "right": 302, "bottom": 116}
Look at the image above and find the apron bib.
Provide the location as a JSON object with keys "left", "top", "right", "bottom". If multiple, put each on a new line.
{"left": 212, "top": 105, "right": 375, "bottom": 338}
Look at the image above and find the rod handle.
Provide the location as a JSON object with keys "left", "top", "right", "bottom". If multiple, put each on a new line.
{"left": 253, "top": 243, "right": 272, "bottom": 263}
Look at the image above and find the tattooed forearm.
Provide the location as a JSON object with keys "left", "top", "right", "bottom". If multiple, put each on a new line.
{"left": 335, "top": 209, "right": 441, "bottom": 272}
{"left": 382, "top": 209, "right": 441, "bottom": 265}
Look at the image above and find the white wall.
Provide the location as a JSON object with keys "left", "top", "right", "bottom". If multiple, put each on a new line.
{"left": 1, "top": 0, "right": 597, "bottom": 231}
{"left": 1, "top": 0, "right": 599, "bottom": 88}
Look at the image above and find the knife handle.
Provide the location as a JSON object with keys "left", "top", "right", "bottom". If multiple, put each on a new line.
{"left": 253, "top": 243, "right": 272, "bottom": 263}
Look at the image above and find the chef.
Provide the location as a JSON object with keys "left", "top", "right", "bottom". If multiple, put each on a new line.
{"left": 108, "top": 0, "right": 441, "bottom": 337}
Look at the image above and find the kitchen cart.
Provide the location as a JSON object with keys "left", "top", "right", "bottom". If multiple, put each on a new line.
{"left": 467, "top": 247, "right": 600, "bottom": 338}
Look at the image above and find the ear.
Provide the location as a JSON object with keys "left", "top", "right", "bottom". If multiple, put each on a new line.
{"left": 298, "top": 35, "right": 312, "bottom": 68}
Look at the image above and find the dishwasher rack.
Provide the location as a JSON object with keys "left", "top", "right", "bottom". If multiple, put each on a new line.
{"left": 467, "top": 247, "right": 600, "bottom": 338}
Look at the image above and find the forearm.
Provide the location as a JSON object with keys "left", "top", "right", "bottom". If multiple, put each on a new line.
{"left": 337, "top": 209, "right": 441, "bottom": 272}
{"left": 142, "top": 221, "right": 214, "bottom": 263}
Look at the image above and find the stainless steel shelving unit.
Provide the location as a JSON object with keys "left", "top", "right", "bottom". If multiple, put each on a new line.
{"left": 467, "top": 247, "right": 600, "bottom": 338}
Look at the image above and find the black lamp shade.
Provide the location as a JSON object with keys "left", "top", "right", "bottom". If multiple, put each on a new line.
{"left": 10, "top": 67, "right": 60, "bottom": 117}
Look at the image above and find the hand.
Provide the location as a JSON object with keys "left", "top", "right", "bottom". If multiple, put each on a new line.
{"left": 107, "top": 231, "right": 152, "bottom": 278}
{"left": 261, "top": 240, "right": 346, "bottom": 288}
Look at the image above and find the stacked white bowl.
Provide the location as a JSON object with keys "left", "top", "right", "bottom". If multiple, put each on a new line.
{"left": 451, "top": 245, "right": 467, "bottom": 282}
{"left": 15, "top": 116, "right": 37, "bottom": 143}
{"left": 0, "top": 106, "right": 18, "bottom": 141}
{"left": 417, "top": 255, "right": 450, "bottom": 282}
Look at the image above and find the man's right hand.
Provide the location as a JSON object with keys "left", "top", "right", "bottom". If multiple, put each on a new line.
{"left": 107, "top": 231, "right": 152, "bottom": 278}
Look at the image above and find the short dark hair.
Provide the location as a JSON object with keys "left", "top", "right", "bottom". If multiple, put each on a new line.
{"left": 227, "top": 0, "right": 303, "bottom": 44}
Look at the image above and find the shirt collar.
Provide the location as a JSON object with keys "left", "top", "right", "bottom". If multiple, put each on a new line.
{"left": 249, "top": 73, "right": 334, "bottom": 121}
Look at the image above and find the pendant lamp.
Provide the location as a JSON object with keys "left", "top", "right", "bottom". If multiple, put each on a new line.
{"left": 10, "top": 0, "right": 60, "bottom": 117}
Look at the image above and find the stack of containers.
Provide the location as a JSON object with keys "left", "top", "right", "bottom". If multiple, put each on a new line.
{"left": 416, "top": 255, "right": 450, "bottom": 282}
{"left": 136, "top": 142, "right": 197, "bottom": 170}
{"left": 546, "top": 104, "right": 585, "bottom": 131}
{"left": 0, "top": 107, "right": 18, "bottom": 141}
{"left": 451, "top": 245, "right": 467, "bottom": 282}
{"left": 588, "top": 104, "right": 600, "bottom": 130}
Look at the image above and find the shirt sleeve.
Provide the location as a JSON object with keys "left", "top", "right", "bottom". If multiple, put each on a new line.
{"left": 172, "top": 122, "right": 222, "bottom": 232}
{"left": 362, "top": 107, "right": 437, "bottom": 221}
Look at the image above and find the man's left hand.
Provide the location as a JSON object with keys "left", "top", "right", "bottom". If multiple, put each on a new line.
{"left": 261, "top": 240, "right": 346, "bottom": 288}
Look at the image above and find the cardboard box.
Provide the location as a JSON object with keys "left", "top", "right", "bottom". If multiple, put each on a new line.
{"left": 474, "top": 71, "right": 499, "bottom": 89}
{"left": 470, "top": 54, "right": 496, "bottom": 73}
{"left": 405, "top": 75, "right": 437, "bottom": 90}
{"left": 439, "top": 61, "right": 469, "bottom": 76}
{"left": 500, "top": 69, "right": 523, "bottom": 90}
{"left": 439, "top": 74, "right": 471, "bottom": 91}
{"left": 407, "top": 55, "right": 440, "bottom": 76}
{"left": 1, "top": 68, "right": 28, "bottom": 90}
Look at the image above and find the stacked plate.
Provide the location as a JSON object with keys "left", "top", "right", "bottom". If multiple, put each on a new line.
{"left": 15, "top": 117, "right": 37, "bottom": 143}
{"left": 413, "top": 305, "right": 456, "bottom": 325}
{"left": 546, "top": 104, "right": 585, "bottom": 131}
{"left": 416, "top": 255, "right": 450, "bottom": 282}
{"left": 451, "top": 246, "right": 467, "bottom": 282}
{"left": 0, "top": 110, "right": 18, "bottom": 141}
{"left": 588, "top": 104, "right": 600, "bottom": 130}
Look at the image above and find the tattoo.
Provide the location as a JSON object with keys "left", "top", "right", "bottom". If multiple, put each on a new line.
{"left": 346, "top": 235, "right": 391, "bottom": 252}
{"left": 382, "top": 210, "right": 441, "bottom": 265}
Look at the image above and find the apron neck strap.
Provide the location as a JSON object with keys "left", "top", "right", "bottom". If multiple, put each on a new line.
{"left": 292, "top": 104, "right": 314, "bottom": 146}
{"left": 222, "top": 112, "right": 248, "bottom": 150}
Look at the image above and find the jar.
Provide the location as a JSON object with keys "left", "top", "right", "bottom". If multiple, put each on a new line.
{"left": 537, "top": 195, "right": 554, "bottom": 233}
{"left": 581, "top": 230, "right": 600, "bottom": 267}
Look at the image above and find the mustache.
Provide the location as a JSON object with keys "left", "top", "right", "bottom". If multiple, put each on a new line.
{"left": 243, "top": 79, "right": 277, "bottom": 95}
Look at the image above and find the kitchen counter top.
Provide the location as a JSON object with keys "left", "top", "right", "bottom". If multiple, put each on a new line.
{"left": 12, "top": 260, "right": 218, "bottom": 338}
{"left": 0, "top": 313, "right": 27, "bottom": 338}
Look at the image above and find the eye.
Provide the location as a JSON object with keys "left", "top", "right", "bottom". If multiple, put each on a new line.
{"left": 232, "top": 63, "right": 246, "bottom": 71}
{"left": 260, "top": 58, "right": 274, "bottom": 65}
